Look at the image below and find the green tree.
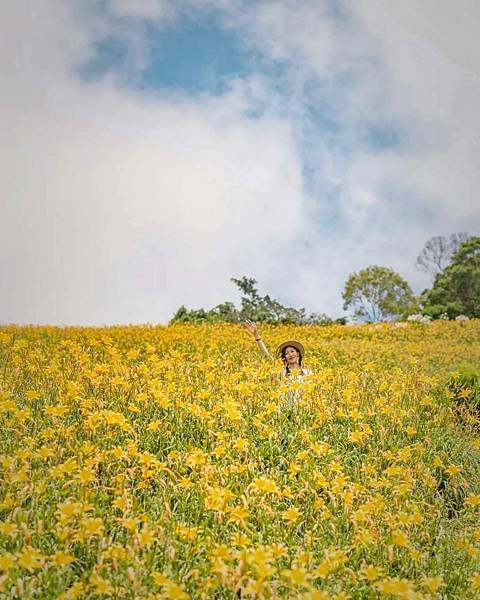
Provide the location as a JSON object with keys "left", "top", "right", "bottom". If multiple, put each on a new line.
{"left": 170, "top": 277, "right": 335, "bottom": 325}
{"left": 231, "top": 276, "right": 332, "bottom": 325}
{"left": 342, "top": 265, "right": 417, "bottom": 322}
{"left": 170, "top": 302, "right": 240, "bottom": 323}
{"left": 208, "top": 301, "right": 240, "bottom": 323}
{"left": 421, "top": 236, "right": 480, "bottom": 318}
{"left": 170, "top": 305, "right": 209, "bottom": 323}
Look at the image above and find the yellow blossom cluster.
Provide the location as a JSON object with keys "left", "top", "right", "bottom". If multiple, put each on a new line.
{"left": 0, "top": 320, "right": 479, "bottom": 598}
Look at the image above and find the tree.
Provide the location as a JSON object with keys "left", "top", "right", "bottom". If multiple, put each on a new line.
{"left": 231, "top": 276, "right": 332, "bottom": 325}
{"left": 342, "top": 265, "right": 417, "bottom": 322}
{"left": 170, "top": 276, "right": 335, "bottom": 325}
{"left": 421, "top": 236, "right": 480, "bottom": 318}
{"left": 415, "top": 232, "right": 469, "bottom": 277}
{"left": 170, "top": 305, "right": 209, "bottom": 323}
{"left": 208, "top": 302, "right": 240, "bottom": 323}
{"left": 170, "top": 302, "right": 240, "bottom": 323}
{"left": 231, "top": 276, "right": 295, "bottom": 323}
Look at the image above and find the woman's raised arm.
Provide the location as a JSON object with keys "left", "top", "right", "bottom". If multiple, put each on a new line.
{"left": 243, "top": 319, "right": 274, "bottom": 361}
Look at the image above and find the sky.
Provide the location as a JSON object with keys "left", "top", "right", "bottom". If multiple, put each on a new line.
{"left": 1, "top": 0, "right": 479, "bottom": 326}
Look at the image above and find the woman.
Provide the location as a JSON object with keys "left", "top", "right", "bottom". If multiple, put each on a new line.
{"left": 244, "top": 321, "right": 313, "bottom": 449}
{"left": 243, "top": 319, "right": 313, "bottom": 382}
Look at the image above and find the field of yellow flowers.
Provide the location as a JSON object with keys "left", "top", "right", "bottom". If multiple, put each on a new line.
{"left": 0, "top": 320, "right": 479, "bottom": 599}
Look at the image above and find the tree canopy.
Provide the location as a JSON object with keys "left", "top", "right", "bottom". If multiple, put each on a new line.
{"left": 171, "top": 277, "right": 336, "bottom": 325}
{"left": 171, "top": 232, "right": 477, "bottom": 325}
{"left": 342, "top": 265, "right": 417, "bottom": 323}
{"left": 421, "top": 236, "right": 480, "bottom": 318}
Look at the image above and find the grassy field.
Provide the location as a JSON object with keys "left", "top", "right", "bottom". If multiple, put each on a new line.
{"left": 0, "top": 320, "right": 479, "bottom": 599}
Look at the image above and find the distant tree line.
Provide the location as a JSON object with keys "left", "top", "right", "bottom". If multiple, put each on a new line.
{"left": 171, "top": 233, "right": 480, "bottom": 324}
{"left": 171, "top": 276, "right": 343, "bottom": 325}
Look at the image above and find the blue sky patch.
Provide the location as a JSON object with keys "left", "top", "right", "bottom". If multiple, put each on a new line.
{"left": 76, "top": 4, "right": 409, "bottom": 235}
{"left": 79, "top": 11, "right": 258, "bottom": 95}
{"left": 141, "top": 18, "right": 257, "bottom": 94}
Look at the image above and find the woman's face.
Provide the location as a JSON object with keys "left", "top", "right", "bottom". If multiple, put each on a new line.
{"left": 284, "top": 346, "right": 300, "bottom": 366}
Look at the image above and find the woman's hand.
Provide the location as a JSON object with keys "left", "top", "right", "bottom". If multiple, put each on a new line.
{"left": 243, "top": 319, "right": 259, "bottom": 338}
{"left": 244, "top": 319, "right": 272, "bottom": 360}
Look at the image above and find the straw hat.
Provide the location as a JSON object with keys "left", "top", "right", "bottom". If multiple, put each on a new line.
{"left": 275, "top": 340, "right": 305, "bottom": 359}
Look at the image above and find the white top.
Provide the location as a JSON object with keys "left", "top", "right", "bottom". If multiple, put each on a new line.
{"left": 279, "top": 367, "right": 313, "bottom": 407}
{"left": 279, "top": 367, "right": 313, "bottom": 381}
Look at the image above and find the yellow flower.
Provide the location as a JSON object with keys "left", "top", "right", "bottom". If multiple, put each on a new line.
{"left": 314, "top": 560, "right": 334, "bottom": 578}
{"left": 375, "top": 577, "right": 416, "bottom": 596}
{"left": 281, "top": 485, "right": 294, "bottom": 499}
{"left": 265, "top": 401, "right": 278, "bottom": 413}
{"left": 185, "top": 448, "right": 208, "bottom": 468}
{"left": 51, "top": 551, "right": 75, "bottom": 567}
{"left": 210, "top": 544, "right": 231, "bottom": 561}
{"left": 112, "top": 496, "right": 130, "bottom": 511}
{"left": 465, "top": 494, "right": 480, "bottom": 507}
{"left": 469, "top": 573, "right": 480, "bottom": 589}
{"left": 0, "top": 494, "right": 14, "bottom": 510}
{"left": 16, "top": 546, "right": 45, "bottom": 571}
{"left": 204, "top": 486, "right": 235, "bottom": 511}
{"left": 175, "top": 524, "right": 198, "bottom": 541}
{"left": 163, "top": 581, "right": 190, "bottom": 599}
{"left": 359, "top": 564, "right": 384, "bottom": 582}
{"left": 57, "top": 581, "right": 85, "bottom": 600}
{"left": 445, "top": 464, "right": 462, "bottom": 477}
{"left": 0, "top": 553, "right": 16, "bottom": 571}
{"left": 230, "top": 531, "right": 249, "bottom": 547}
{"left": 310, "top": 441, "right": 332, "bottom": 456}
{"left": 233, "top": 438, "right": 249, "bottom": 452}
{"left": 409, "top": 548, "right": 422, "bottom": 562}
{"left": 282, "top": 506, "right": 301, "bottom": 523}
{"left": 313, "top": 470, "right": 329, "bottom": 489}
{"left": 100, "top": 545, "right": 119, "bottom": 561}
{"left": 138, "top": 527, "right": 155, "bottom": 546}
{"left": 303, "top": 592, "right": 329, "bottom": 600}
{"left": 90, "top": 572, "right": 114, "bottom": 595}
{"left": 118, "top": 516, "right": 140, "bottom": 532}
{"left": 57, "top": 500, "right": 84, "bottom": 523}
{"left": 79, "top": 517, "right": 104, "bottom": 537}
{"left": 421, "top": 575, "right": 444, "bottom": 593}
{"left": 281, "top": 566, "right": 310, "bottom": 586}
{"left": 348, "top": 429, "right": 368, "bottom": 443}
{"left": 0, "top": 522, "right": 17, "bottom": 537}
{"left": 390, "top": 530, "right": 410, "bottom": 548}
{"left": 76, "top": 467, "right": 96, "bottom": 484}
{"left": 250, "top": 477, "right": 280, "bottom": 495}
{"left": 271, "top": 543, "right": 287, "bottom": 559}
{"left": 296, "top": 450, "right": 310, "bottom": 461}
{"left": 152, "top": 573, "right": 189, "bottom": 598}
{"left": 227, "top": 506, "right": 249, "bottom": 524}
{"left": 36, "top": 445, "right": 56, "bottom": 459}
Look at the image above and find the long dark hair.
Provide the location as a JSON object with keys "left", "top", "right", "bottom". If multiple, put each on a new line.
{"left": 281, "top": 346, "right": 303, "bottom": 376}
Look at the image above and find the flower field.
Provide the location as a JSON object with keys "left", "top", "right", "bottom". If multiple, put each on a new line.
{"left": 0, "top": 321, "right": 479, "bottom": 599}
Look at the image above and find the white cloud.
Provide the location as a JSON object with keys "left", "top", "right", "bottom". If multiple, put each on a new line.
{"left": 349, "top": 1, "right": 480, "bottom": 221}
{"left": 1, "top": 1, "right": 479, "bottom": 326}
{"left": 109, "top": 0, "right": 173, "bottom": 20}
{"left": 1, "top": 5, "right": 311, "bottom": 325}
{"left": 233, "top": 0, "right": 480, "bottom": 310}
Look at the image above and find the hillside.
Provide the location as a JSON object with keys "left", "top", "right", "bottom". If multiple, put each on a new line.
{"left": 0, "top": 321, "right": 479, "bottom": 598}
